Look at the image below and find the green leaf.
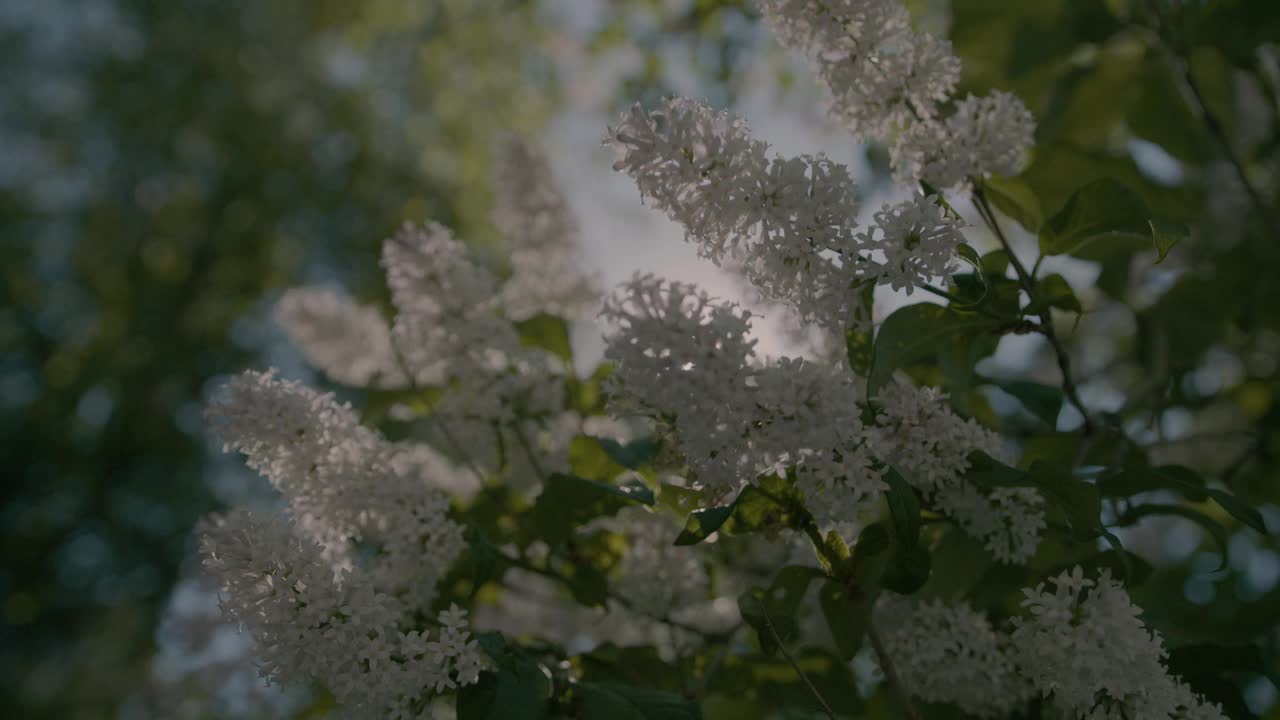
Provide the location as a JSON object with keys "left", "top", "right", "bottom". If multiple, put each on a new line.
{"left": 1149, "top": 220, "right": 1188, "bottom": 263}
{"left": 883, "top": 467, "right": 922, "bottom": 549}
{"left": 674, "top": 503, "right": 735, "bottom": 545}
{"left": 1100, "top": 465, "right": 1266, "bottom": 533}
{"left": 564, "top": 563, "right": 611, "bottom": 607}
{"left": 983, "top": 175, "right": 1044, "bottom": 231}
{"left": 882, "top": 544, "right": 931, "bottom": 595}
{"left": 1039, "top": 177, "right": 1152, "bottom": 257}
{"left": 594, "top": 436, "right": 661, "bottom": 470}
{"left": 1203, "top": 488, "right": 1268, "bottom": 535}
{"left": 1025, "top": 273, "right": 1082, "bottom": 315}
{"left": 985, "top": 378, "right": 1064, "bottom": 427}
{"left": 1027, "top": 460, "right": 1102, "bottom": 540}
{"left": 819, "top": 580, "right": 869, "bottom": 660}
{"left": 457, "top": 649, "right": 549, "bottom": 720}
{"left": 530, "top": 473, "right": 654, "bottom": 547}
{"left": 674, "top": 475, "right": 806, "bottom": 546}
{"left": 464, "top": 528, "right": 500, "bottom": 596}
{"left": 514, "top": 314, "right": 573, "bottom": 363}
{"left": 868, "top": 303, "right": 1000, "bottom": 399}
{"left": 577, "top": 682, "right": 702, "bottom": 720}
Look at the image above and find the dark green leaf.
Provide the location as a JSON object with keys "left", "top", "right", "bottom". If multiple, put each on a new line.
{"left": 464, "top": 528, "right": 500, "bottom": 596}
{"left": 882, "top": 543, "right": 931, "bottom": 595}
{"left": 1025, "top": 273, "right": 1082, "bottom": 315}
{"left": 530, "top": 473, "right": 654, "bottom": 547}
{"left": 1039, "top": 177, "right": 1152, "bottom": 257}
{"left": 819, "top": 580, "right": 869, "bottom": 660}
{"left": 868, "top": 303, "right": 1000, "bottom": 399}
{"left": 1203, "top": 488, "right": 1268, "bottom": 535}
{"left": 674, "top": 503, "right": 735, "bottom": 546}
{"left": 457, "top": 654, "right": 549, "bottom": 720}
{"left": 986, "top": 378, "right": 1064, "bottom": 426}
{"left": 514, "top": 314, "right": 573, "bottom": 363}
{"left": 577, "top": 682, "right": 702, "bottom": 720}
{"left": 883, "top": 467, "right": 922, "bottom": 549}
{"left": 594, "top": 436, "right": 661, "bottom": 470}
{"left": 1149, "top": 220, "right": 1187, "bottom": 263}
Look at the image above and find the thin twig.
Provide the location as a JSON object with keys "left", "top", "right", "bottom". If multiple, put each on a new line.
{"left": 973, "top": 183, "right": 1094, "bottom": 434}
{"left": 1142, "top": 4, "right": 1279, "bottom": 237}
{"left": 761, "top": 610, "right": 838, "bottom": 720}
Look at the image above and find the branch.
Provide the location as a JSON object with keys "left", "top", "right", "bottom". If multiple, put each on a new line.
{"left": 972, "top": 183, "right": 1094, "bottom": 434}
{"left": 761, "top": 609, "right": 838, "bottom": 720}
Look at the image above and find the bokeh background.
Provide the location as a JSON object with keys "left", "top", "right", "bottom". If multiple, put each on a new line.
{"left": 5, "top": 0, "right": 1280, "bottom": 717}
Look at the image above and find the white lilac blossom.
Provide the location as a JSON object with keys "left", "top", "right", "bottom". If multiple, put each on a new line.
{"left": 274, "top": 287, "right": 409, "bottom": 388}
{"left": 606, "top": 98, "right": 970, "bottom": 329}
{"left": 750, "top": 357, "right": 883, "bottom": 525}
{"left": 1010, "top": 568, "right": 1227, "bottom": 720}
{"left": 611, "top": 506, "right": 710, "bottom": 617}
{"left": 493, "top": 137, "right": 598, "bottom": 320}
{"left": 869, "top": 377, "right": 1045, "bottom": 562}
{"left": 604, "top": 98, "right": 873, "bottom": 332}
{"left": 600, "top": 275, "right": 880, "bottom": 505}
{"left": 758, "top": 0, "right": 961, "bottom": 138}
{"left": 601, "top": 274, "right": 757, "bottom": 493}
{"left": 382, "top": 221, "right": 523, "bottom": 387}
{"left": 876, "top": 596, "right": 1032, "bottom": 718}
{"left": 379, "top": 220, "right": 581, "bottom": 490}
{"left": 205, "top": 369, "right": 466, "bottom": 603}
{"left": 758, "top": 0, "right": 1034, "bottom": 184}
{"left": 200, "top": 511, "right": 485, "bottom": 718}
{"left": 892, "top": 90, "right": 1038, "bottom": 188}
{"left": 859, "top": 194, "right": 966, "bottom": 294}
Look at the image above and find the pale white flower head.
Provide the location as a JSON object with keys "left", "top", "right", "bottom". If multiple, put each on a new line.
{"left": 759, "top": 0, "right": 961, "bottom": 137}
{"left": 200, "top": 511, "right": 485, "bottom": 717}
{"left": 868, "top": 376, "right": 1044, "bottom": 562}
{"left": 601, "top": 274, "right": 757, "bottom": 493}
{"left": 1010, "top": 568, "right": 1227, "bottom": 720}
{"left": 893, "top": 90, "right": 1037, "bottom": 188}
{"left": 493, "top": 137, "right": 598, "bottom": 320}
{"left": 274, "top": 287, "right": 409, "bottom": 389}
{"left": 860, "top": 194, "right": 965, "bottom": 294}
{"left": 876, "top": 595, "right": 1034, "bottom": 717}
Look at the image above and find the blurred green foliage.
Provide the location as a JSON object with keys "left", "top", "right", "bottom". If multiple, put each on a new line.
{"left": 0, "top": 0, "right": 553, "bottom": 714}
